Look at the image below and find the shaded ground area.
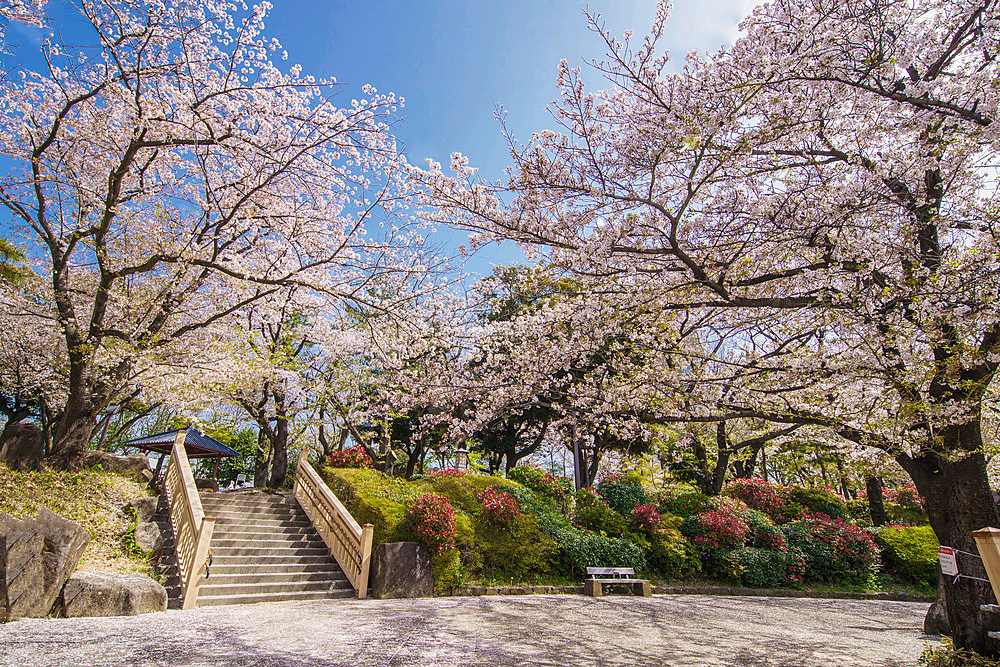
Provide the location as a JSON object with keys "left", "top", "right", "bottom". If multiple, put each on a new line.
{"left": 0, "top": 594, "right": 934, "bottom": 666}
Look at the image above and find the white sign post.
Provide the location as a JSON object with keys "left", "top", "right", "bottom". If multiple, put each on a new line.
{"left": 938, "top": 546, "right": 959, "bottom": 577}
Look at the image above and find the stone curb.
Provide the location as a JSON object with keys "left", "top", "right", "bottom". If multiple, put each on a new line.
{"left": 437, "top": 585, "right": 933, "bottom": 603}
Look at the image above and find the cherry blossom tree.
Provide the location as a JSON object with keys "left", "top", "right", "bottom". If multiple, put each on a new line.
{"left": 412, "top": 0, "right": 1000, "bottom": 652}
{"left": 0, "top": 0, "right": 414, "bottom": 467}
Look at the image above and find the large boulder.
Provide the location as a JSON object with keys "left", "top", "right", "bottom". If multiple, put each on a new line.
{"left": 63, "top": 571, "right": 166, "bottom": 617}
{"left": 127, "top": 496, "right": 159, "bottom": 524}
{"left": 132, "top": 522, "right": 163, "bottom": 560}
{"left": 0, "top": 514, "right": 45, "bottom": 622}
{"left": 924, "top": 575, "right": 951, "bottom": 636}
{"left": 0, "top": 422, "right": 44, "bottom": 472}
{"left": 0, "top": 507, "right": 89, "bottom": 621}
{"left": 81, "top": 451, "right": 152, "bottom": 483}
{"left": 371, "top": 541, "right": 434, "bottom": 599}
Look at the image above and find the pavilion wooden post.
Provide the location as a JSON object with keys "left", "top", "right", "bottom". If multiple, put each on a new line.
{"left": 973, "top": 528, "right": 1000, "bottom": 604}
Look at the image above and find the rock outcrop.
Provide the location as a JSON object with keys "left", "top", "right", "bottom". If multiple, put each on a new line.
{"left": 0, "top": 422, "right": 44, "bottom": 472}
{"left": 63, "top": 571, "right": 167, "bottom": 617}
{"left": 0, "top": 507, "right": 90, "bottom": 621}
{"left": 81, "top": 451, "right": 153, "bottom": 484}
{"left": 371, "top": 541, "right": 433, "bottom": 599}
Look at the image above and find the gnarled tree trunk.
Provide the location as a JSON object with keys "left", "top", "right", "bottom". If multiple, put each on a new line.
{"left": 898, "top": 425, "right": 1000, "bottom": 656}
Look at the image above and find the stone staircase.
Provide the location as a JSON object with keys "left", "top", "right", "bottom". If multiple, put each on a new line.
{"left": 154, "top": 491, "right": 354, "bottom": 608}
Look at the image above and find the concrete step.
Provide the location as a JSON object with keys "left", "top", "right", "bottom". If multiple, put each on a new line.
{"left": 211, "top": 538, "right": 325, "bottom": 550}
{"left": 210, "top": 546, "right": 329, "bottom": 558}
{"left": 198, "top": 579, "right": 351, "bottom": 598}
{"left": 205, "top": 570, "right": 348, "bottom": 586}
{"left": 204, "top": 509, "right": 302, "bottom": 521}
{"left": 208, "top": 553, "right": 335, "bottom": 566}
{"left": 197, "top": 588, "right": 355, "bottom": 606}
{"left": 207, "top": 561, "right": 348, "bottom": 576}
{"left": 214, "top": 517, "right": 311, "bottom": 528}
{"left": 211, "top": 526, "right": 317, "bottom": 539}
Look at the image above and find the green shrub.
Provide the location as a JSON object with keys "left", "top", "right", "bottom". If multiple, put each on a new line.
{"left": 783, "top": 486, "right": 848, "bottom": 521}
{"left": 886, "top": 502, "right": 931, "bottom": 526}
{"left": 645, "top": 526, "right": 700, "bottom": 580}
{"left": 552, "top": 525, "right": 646, "bottom": 575}
{"left": 660, "top": 491, "right": 712, "bottom": 517}
{"left": 468, "top": 513, "right": 560, "bottom": 582}
{"left": 431, "top": 547, "right": 463, "bottom": 593}
{"left": 321, "top": 467, "right": 416, "bottom": 546}
{"left": 846, "top": 498, "right": 871, "bottom": 525}
{"left": 575, "top": 503, "right": 628, "bottom": 537}
{"left": 499, "top": 483, "right": 557, "bottom": 516}
{"left": 876, "top": 525, "right": 938, "bottom": 587}
{"left": 507, "top": 466, "right": 572, "bottom": 502}
{"left": 596, "top": 473, "right": 647, "bottom": 516}
{"left": 574, "top": 487, "right": 606, "bottom": 511}
{"left": 427, "top": 473, "right": 512, "bottom": 514}
{"left": 728, "top": 547, "right": 788, "bottom": 588}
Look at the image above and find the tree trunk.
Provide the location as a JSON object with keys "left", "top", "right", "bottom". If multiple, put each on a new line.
{"left": 899, "top": 443, "right": 1000, "bottom": 656}
{"left": 865, "top": 477, "right": 887, "bottom": 527}
{"left": 269, "top": 414, "right": 289, "bottom": 489}
{"left": 49, "top": 394, "right": 97, "bottom": 468}
{"left": 405, "top": 439, "right": 423, "bottom": 479}
{"left": 254, "top": 428, "right": 270, "bottom": 488}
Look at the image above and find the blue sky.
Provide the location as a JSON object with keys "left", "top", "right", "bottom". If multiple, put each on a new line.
{"left": 263, "top": 1, "right": 751, "bottom": 275}
{"left": 3, "top": 0, "right": 751, "bottom": 276}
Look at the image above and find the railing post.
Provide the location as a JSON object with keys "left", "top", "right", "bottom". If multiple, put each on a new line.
{"left": 357, "top": 524, "right": 374, "bottom": 599}
{"left": 973, "top": 528, "right": 1000, "bottom": 604}
{"left": 182, "top": 515, "right": 216, "bottom": 609}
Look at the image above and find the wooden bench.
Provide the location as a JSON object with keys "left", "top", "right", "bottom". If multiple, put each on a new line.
{"left": 583, "top": 567, "right": 651, "bottom": 597}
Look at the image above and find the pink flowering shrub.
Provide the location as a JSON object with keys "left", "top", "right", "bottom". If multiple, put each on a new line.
{"left": 430, "top": 468, "right": 466, "bottom": 477}
{"left": 477, "top": 486, "right": 520, "bottom": 527}
{"left": 328, "top": 446, "right": 373, "bottom": 469}
{"left": 407, "top": 493, "right": 457, "bottom": 552}
{"left": 631, "top": 504, "right": 662, "bottom": 532}
{"left": 884, "top": 483, "right": 924, "bottom": 510}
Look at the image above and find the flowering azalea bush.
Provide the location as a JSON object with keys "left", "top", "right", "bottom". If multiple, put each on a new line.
{"left": 328, "top": 446, "right": 373, "bottom": 469}
{"left": 507, "top": 465, "right": 572, "bottom": 500}
{"left": 781, "top": 513, "right": 880, "bottom": 583}
{"left": 477, "top": 485, "right": 520, "bottom": 527}
{"left": 407, "top": 493, "right": 457, "bottom": 552}
{"left": 884, "top": 483, "right": 924, "bottom": 511}
{"left": 429, "top": 468, "right": 467, "bottom": 477}
{"left": 722, "top": 478, "right": 788, "bottom": 521}
{"left": 631, "top": 504, "right": 662, "bottom": 532}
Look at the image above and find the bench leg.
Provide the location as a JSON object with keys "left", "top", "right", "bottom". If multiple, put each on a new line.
{"left": 633, "top": 581, "right": 651, "bottom": 597}
{"left": 584, "top": 580, "right": 603, "bottom": 597}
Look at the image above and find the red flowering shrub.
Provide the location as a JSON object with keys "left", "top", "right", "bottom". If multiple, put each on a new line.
{"left": 430, "top": 468, "right": 466, "bottom": 477}
{"left": 328, "top": 446, "right": 373, "bottom": 469}
{"left": 722, "top": 478, "right": 787, "bottom": 521}
{"left": 477, "top": 486, "right": 520, "bottom": 527}
{"left": 631, "top": 504, "right": 662, "bottom": 532}
{"left": 781, "top": 513, "right": 880, "bottom": 583}
{"left": 682, "top": 506, "right": 749, "bottom": 552}
{"left": 786, "top": 553, "right": 807, "bottom": 583}
{"left": 507, "top": 465, "right": 572, "bottom": 500}
{"left": 407, "top": 493, "right": 457, "bottom": 552}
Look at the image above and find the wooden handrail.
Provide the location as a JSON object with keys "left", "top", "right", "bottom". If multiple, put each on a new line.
{"left": 293, "top": 450, "right": 374, "bottom": 599}
{"left": 164, "top": 429, "right": 215, "bottom": 609}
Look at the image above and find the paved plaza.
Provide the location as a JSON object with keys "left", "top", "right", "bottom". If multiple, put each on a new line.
{"left": 0, "top": 594, "right": 934, "bottom": 666}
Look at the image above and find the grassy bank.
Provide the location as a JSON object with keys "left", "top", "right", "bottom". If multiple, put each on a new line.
{"left": 0, "top": 462, "right": 153, "bottom": 574}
